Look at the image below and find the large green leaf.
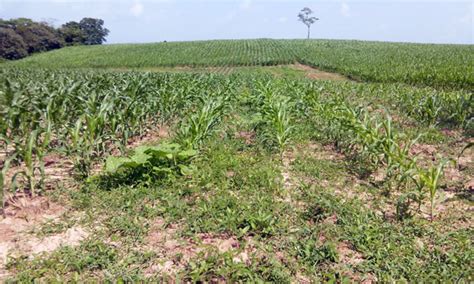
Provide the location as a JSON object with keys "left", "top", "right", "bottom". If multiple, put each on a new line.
{"left": 145, "top": 143, "right": 182, "bottom": 160}
{"left": 105, "top": 156, "right": 133, "bottom": 173}
{"left": 178, "top": 164, "right": 196, "bottom": 176}
{"left": 177, "top": 149, "right": 198, "bottom": 160}
{"left": 130, "top": 149, "right": 151, "bottom": 164}
{"left": 105, "top": 142, "right": 196, "bottom": 177}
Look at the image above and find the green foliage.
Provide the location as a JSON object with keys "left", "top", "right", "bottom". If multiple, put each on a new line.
{"left": 301, "top": 192, "right": 473, "bottom": 282}
{"left": 262, "top": 96, "right": 294, "bottom": 153}
{"left": 0, "top": 28, "right": 28, "bottom": 59}
{"left": 253, "top": 82, "right": 295, "bottom": 153}
{"left": 105, "top": 143, "right": 197, "bottom": 183}
{"left": 298, "top": 7, "right": 319, "bottom": 39}
{"left": 185, "top": 249, "right": 292, "bottom": 283}
{"left": 177, "top": 96, "right": 229, "bottom": 149}
{"left": 7, "top": 240, "right": 118, "bottom": 282}
{"left": 77, "top": 18, "right": 110, "bottom": 45}
{"left": 0, "top": 18, "right": 63, "bottom": 57}
{"left": 409, "top": 159, "right": 453, "bottom": 221}
{"left": 294, "top": 39, "right": 474, "bottom": 90}
{"left": 0, "top": 17, "right": 109, "bottom": 60}
{"left": 298, "top": 242, "right": 338, "bottom": 267}
{"left": 307, "top": 95, "right": 456, "bottom": 219}
{"left": 59, "top": 21, "right": 86, "bottom": 46}
{"left": 0, "top": 152, "right": 16, "bottom": 214}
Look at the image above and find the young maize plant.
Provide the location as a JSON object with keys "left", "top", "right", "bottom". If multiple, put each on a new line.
{"left": 254, "top": 82, "right": 294, "bottom": 155}
{"left": 376, "top": 114, "right": 416, "bottom": 190}
{"left": 265, "top": 96, "right": 294, "bottom": 156}
{"left": 307, "top": 94, "right": 453, "bottom": 219}
{"left": 36, "top": 119, "right": 53, "bottom": 190}
{"left": 417, "top": 95, "right": 442, "bottom": 127}
{"left": 10, "top": 127, "right": 50, "bottom": 196}
{"left": 446, "top": 92, "right": 473, "bottom": 129}
{"left": 410, "top": 159, "right": 452, "bottom": 221}
{"left": 177, "top": 96, "right": 229, "bottom": 149}
{"left": 396, "top": 90, "right": 470, "bottom": 128}
{"left": 350, "top": 108, "right": 384, "bottom": 166}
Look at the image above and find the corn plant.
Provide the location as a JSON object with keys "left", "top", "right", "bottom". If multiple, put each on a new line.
{"left": 263, "top": 96, "right": 294, "bottom": 156}
{"left": 177, "top": 97, "right": 229, "bottom": 149}
{"left": 12, "top": 124, "right": 51, "bottom": 195}
{"left": 444, "top": 93, "right": 472, "bottom": 127}
{"left": 378, "top": 115, "right": 421, "bottom": 190}
{"left": 9, "top": 39, "right": 474, "bottom": 89}
{"left": 410, "top": 159, "right": 451, "bottom": 221}
{"left": 254, "top": 82, "right": 295, "bottom": 155}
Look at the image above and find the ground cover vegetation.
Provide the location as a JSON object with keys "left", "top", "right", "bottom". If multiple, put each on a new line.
{"left": 0, "top": 40, "right": 472, "bottom": 281}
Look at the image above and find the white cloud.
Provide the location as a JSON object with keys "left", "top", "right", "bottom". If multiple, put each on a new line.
{"left": 130, "top": 1, "right": 144, "bottom": 17}
{"left": 340, "top": 2, "right": 351, "bottom": 17}
{"left": 278, "top": 16, "right": 288, "bottom": 23}
{"left": 240, "top": 0, "right": 252, "bottom": 10}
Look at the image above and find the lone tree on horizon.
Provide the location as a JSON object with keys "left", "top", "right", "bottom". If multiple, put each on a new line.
{"left": 298, "top": 7, "right": 319, "bottom": 39}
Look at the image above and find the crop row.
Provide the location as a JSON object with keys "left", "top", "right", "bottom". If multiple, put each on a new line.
{"left": 9, "top": 39, "right": 473, "bottom": 90}
{"left": 0, "top": 68, "right": 471, "bottom": 217}
{"left": 248, "top": 80, "right": 469, "bottom": 219}
{"left": 0, "top": 69, "right": 241, "bottom": 209}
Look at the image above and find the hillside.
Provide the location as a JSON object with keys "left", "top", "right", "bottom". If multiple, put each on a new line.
{"left": 7, "top": 39, "right": 474, "bottom": 89}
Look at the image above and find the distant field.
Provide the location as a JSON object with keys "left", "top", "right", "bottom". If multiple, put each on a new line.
{"left": 10, "top": 39, "right": 295, "bottom": 68}
{"left": 292, "top": 40, "right": 474, "bottom": 90}
{"left": 7, "top": 39, "right": 474, "bottom": 89}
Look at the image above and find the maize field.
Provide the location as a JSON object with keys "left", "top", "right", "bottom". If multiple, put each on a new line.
{"left": 0, "top": 40, "right": 473, "bottom": 282}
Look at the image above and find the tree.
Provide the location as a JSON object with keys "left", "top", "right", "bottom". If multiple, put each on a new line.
{"left": 298, "top": 7, "right": 319, "bottom": 39}
{"left": 0, "top": 18, "right": 63, "bottom": 53}
{"left": 79, "top": 18, "right": 109, "bottom": 45}
{"left": 60, "top": 21, "right": 86, "bottom": 45}
{"left": 15, "top": 22, "right": 63, "bottom": 53}
{"left": 0, "top": 28, "right": 28, "bottom": 59}
{"left": 0, "top": 17, "right": 110, "bottom": 60}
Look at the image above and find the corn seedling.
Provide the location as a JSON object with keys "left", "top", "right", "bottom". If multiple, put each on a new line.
{"left": 410, "top": 159, "right": 451, "bottom": 221}
{"left": 177, "top": 97, "right": 228, "bottom": 149}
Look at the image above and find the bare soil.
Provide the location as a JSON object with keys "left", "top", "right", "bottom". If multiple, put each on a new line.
{"left": 143, "top": 218, "right": 251, "bottom": 278}
{"left": 0, "top": 195, "right": 88, "bottom": 280}
{"left": 108, "top": 64, "right": 349, "bottom": 82}
{"left": 290, "top": 63, "right": 349, "bottom": 81}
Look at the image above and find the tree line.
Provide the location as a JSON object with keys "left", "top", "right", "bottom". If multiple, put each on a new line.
{"left": 0, "top": 17, "right": 109, "bottom": 60}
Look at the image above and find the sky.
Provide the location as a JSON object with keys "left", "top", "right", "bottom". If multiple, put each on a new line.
{"left": 0, "top": 0, "right": 472, "bottom": 44}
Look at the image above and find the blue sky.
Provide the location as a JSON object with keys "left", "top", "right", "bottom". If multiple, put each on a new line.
{"left": 1, "top": 0, "right": 472, "bottom": 44}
